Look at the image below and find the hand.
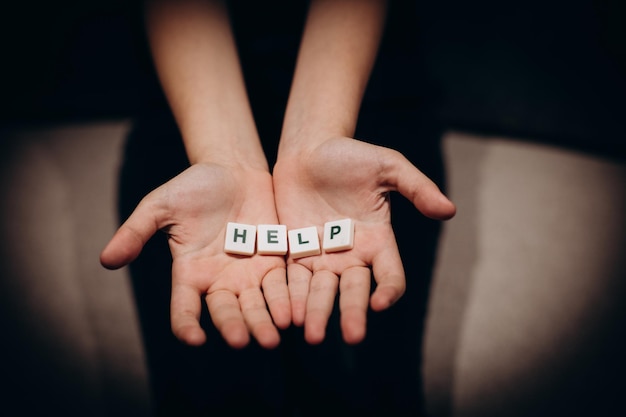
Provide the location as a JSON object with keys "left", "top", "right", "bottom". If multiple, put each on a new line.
{"left": 100, "top": 163, "right": 290, "bottom": 349}
{"left": 273, "top": 137, "right": 456, "bottom": 345}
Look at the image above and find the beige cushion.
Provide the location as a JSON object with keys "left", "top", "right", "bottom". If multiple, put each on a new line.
{"left": 1, "top": 123, "right": 624, "bottom": 416}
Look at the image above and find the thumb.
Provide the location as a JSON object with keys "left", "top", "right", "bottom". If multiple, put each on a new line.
{"left": 385, "top": 149, "right": 456, "bottom": 220}
{"left": 100, "top": 197, "right": 161, "bottom": 270}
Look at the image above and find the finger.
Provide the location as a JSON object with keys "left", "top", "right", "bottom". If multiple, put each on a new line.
{"left": 369, "top": 239, "right": 406, "bottom": 312}
{"left": 261, "top": 267, "right": 291, "bottom": 329}
{"left": 304, "top": 270, "right": 339, "bottom": 345}
{"left": 287, "top": 263, "right": 312, "bottom": 326}
{"left": 206, "top": 290, "right": 250, "bottom": 349}
{"left": 385, "top": 149, "right": 456, "bottom": 220}
{"left": 100, "top": 197, "right": 160, "bottom": 269}
{"left": 339, "top": 266, "right": 371, "bottom": 345}
{"left": 239, "top": 288, "right": 281, "bottom": 349}
{"left": 170, "top": 282, "right": 206, "bottom": 346}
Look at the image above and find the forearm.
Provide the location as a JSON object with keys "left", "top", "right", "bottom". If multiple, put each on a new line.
{"left": 145, "top": 0, "right": 267, "bottom": 168}
{"left": 278, "top": 0, "right": 388, "bottom": 157}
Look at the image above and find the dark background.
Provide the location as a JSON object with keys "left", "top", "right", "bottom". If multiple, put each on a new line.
{"left": 0, "top": 2, "right": 624, "bottom": 416}
{"left": 1, "top": 0, "right": 625, "bottom": 160}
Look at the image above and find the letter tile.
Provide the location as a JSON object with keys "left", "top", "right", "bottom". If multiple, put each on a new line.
{"left": 323, "top": 218, "right": 355, "bottom": 253}
{"left": 224, "top": 222, "right": 256, "bottom": 255}
{"left": 257, "top": 224, "right": 288, "bottom": 255}
{"left": 288, "top": 226, "right": 321, "bottom": 259}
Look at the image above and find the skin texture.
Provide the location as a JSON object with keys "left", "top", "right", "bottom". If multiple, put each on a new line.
{"left": 274, "top": 137, "right": 455, "bottom": 345}
{"left": 101, "top": 163, "right": 290, "bottom": 349}
{"left": 100, "top": 0, "right": 456, "bottom": 349}
{"left": 275, "top": 0, "right": 455, "bottom": 344}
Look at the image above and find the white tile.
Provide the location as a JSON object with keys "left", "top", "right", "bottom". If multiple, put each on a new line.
{"left": 288, "top": 226, "right": 321, "bottom": 259}
{"left": 224, "top": 222, "right": 256, "bottom": 256}
{"left": 323, "top": 218, "right": 355, "bottom": 253}
{"left": 257, "top": 224, "right": 288, "bottom": 255}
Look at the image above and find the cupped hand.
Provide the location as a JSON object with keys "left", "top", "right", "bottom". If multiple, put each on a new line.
{"left": 100, "top": 163, "right": 290, "bottom": 349}
{"left": 273, "top": 137, "right": 456, "bottom": 345}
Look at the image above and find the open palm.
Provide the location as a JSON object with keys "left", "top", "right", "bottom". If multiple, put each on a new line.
{"left": 100, "top": 163, "right": 290, "bottom": 349}
{"left": 273, "top": 137, "right": 455, "bottom": 345}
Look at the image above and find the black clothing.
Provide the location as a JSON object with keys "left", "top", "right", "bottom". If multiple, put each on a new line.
{"left": 118, "top": 1, "right": 446, "bottom": 415}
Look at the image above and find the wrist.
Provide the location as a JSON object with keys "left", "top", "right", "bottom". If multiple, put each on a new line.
{"left": 278, "top": 106, "right": 356, "bottom": 160}
{"left": 185, "top": 134, "right": 269, "bottom": 171}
